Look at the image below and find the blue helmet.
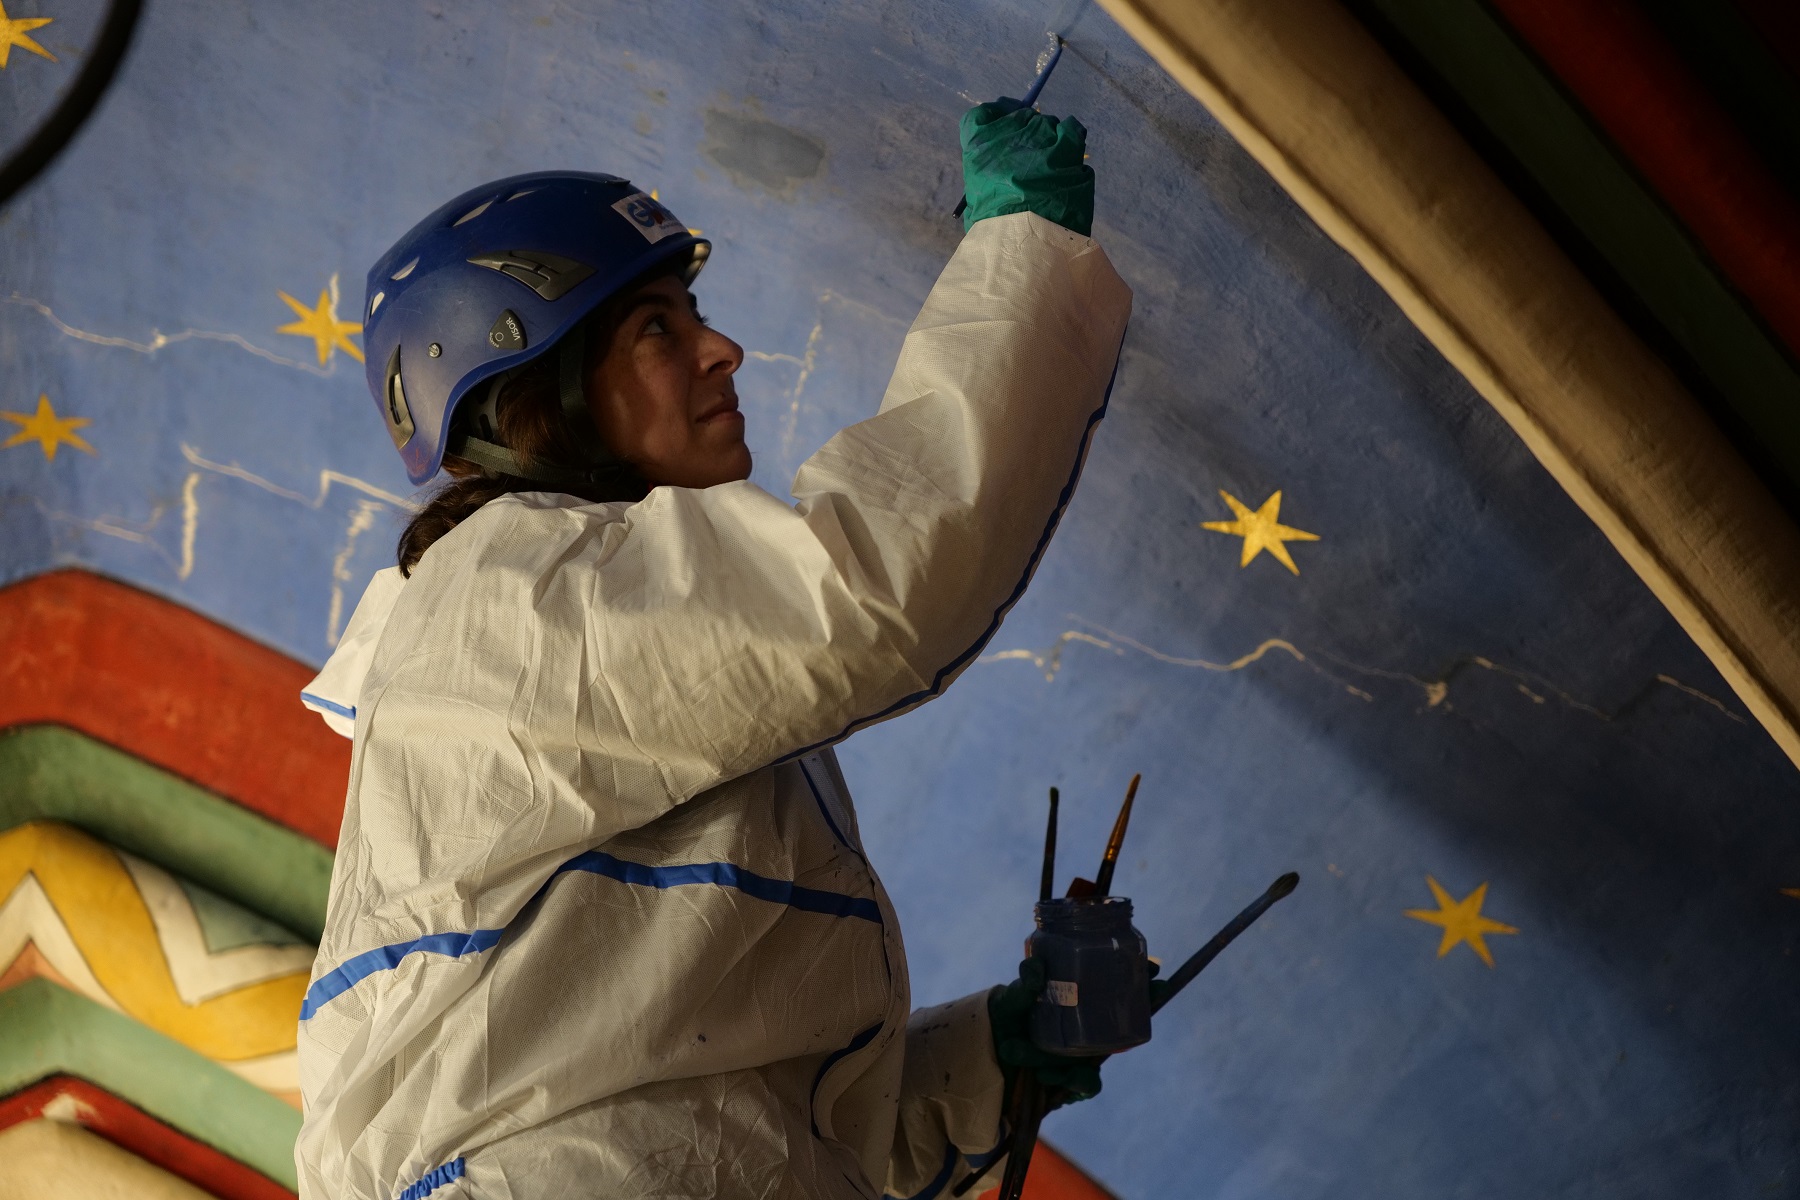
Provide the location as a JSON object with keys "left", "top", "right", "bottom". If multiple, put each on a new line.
{"left": 363, "top": 171, "right": 710, "bottom": 486}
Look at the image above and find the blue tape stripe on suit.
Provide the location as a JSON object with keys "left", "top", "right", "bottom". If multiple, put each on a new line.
{"left": 781, "top": 340, "right": 1125, "bottom": 764}
{"left": 966, "top": 1128, "right": 1009, "bottom": 1172}
{"left": 396, "top": 1156, "right": 465, "bottom": 1200}
{"left": 300, "top": 928, "right": 502, "bottom": 1020}
{"left": 555, "top": 849, "right": 882, "bottom": 923}
{"left": 301, "top": 852, "right": 880, "bottom": 1020}
{"left": 885, "top": 1141, "right": 960, "bottom": 1200}
{"left": 300, "top": 690, "right": 355, "bottom": 720}
{"left": 810, "top": 1021, "right": 886, "bottom": 1139}
{"left": 799, "top": 756, "right": 855, "bottom": 851}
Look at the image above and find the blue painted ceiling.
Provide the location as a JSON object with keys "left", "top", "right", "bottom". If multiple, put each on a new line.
{"left": 1, "top": 1, "right": 1795, "bottom": 1195}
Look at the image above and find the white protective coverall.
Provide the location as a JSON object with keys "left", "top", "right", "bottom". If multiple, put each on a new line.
{"left": 296, "top": 212, "right": 1131, "bottom": 1200}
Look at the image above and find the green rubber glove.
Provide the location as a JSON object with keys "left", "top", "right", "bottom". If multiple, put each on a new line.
{"left": 960, "top": 98, "right": 1095, "bottom": 237}
{"left": 987, "top": 957, "right": 1104, "bottom": 1112}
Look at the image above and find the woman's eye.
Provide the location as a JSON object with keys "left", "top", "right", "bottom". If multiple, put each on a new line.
{"left": 643, "top": 315, "right": 668, "bottom": 335}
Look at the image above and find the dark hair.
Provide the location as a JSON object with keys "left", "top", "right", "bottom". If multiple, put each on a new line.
{"left": 395, "top": 264, "right": 687, "bottom": 575}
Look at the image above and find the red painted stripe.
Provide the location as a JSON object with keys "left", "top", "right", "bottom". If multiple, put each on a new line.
{"left": 0, "top": 1076, "right": 295, "bottom": 1200}
{"left": 1491, "top": 0, "right": 1800, "bottom": 360}
{"left": 979, "top": 1143, "right": 1118, "bottom": 1200}
{"left": 0, "top": 570, "right": 348, "bottom": 847}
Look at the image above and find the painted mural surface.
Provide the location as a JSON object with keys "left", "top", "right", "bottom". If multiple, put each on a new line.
{"left": 1, "top": 0, "right": 1796, "bottom": 1196}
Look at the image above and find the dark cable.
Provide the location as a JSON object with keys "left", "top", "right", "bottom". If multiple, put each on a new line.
{"left": 0, "top": 0, "right": 145, "bottom": 210}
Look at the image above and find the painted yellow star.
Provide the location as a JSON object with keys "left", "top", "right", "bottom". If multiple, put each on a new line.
{"left": 1200, "top": 489, "right": 1320, "bottom": 574}
{"left": 2, "top": 394, "right": 94, "bottom": 460}
{"left": 277, "top": 284, "right": 364, "bottom": 365}
{"left": 1404, "top": 876, "right": 1519, "bottom": 968}
{"left": 0, "top": 1, "right": 55, "bottom": 69}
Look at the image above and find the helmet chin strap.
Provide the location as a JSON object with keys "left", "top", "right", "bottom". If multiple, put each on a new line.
{"left": 450, "top": 323, "right": 633, "bottom": 489}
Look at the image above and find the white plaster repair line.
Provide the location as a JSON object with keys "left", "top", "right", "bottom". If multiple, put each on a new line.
{"left": 1652, "top": 674, "right": 1746, "bottom": 722}
{"left": 30, "top": 496, "right": 183, "bottom": 576}
{"left": 819, "top": 288, "right": 912, "bottom": 329}
{"left": 866, "top": 46, "right": 982, "bottom": 104}
{"left": 777, "top": 317, "right": 827, "bottom": 461}
{"left": 984, "top": 625, "right": 1374, "bottom": 700}
{"left": 1305, "top": 645, "right": 1745, "bottom": 726}
{"left": 1315, "top": 648, "right": 1611, "bottom": 720}
{"left": 179, "top": 445, "right": 415, "bottom": 636}
{"left": 178, "top": 472, "right": 200, "bottom": 580}
{"left": 746, "top": 350, "right": 807, "bottom": 367}
{"left": 180, "top": 444, "right": 416, "bottom": 511}
{"left": 766, "top": 289, "right": 911, "bottom": 464}
{"left": 3, "top": 293, "right": 335, "bottom": 378}
{"left": 981, "top": 616, "right": 1747, "bottom": 728}
{"left": 16, "top": 447, "right": 414, "bottom": 586}
{"left": 326, "top": 498, "right": 384, "bottom": 647}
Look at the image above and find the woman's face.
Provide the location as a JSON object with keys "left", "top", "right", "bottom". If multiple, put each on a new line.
{"left": 586, "top": 274, "right": 751, "bottom": 490}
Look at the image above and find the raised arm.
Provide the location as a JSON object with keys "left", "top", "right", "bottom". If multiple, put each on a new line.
{"left": 551, "top": 210, "right": 1132, "bottom": 805}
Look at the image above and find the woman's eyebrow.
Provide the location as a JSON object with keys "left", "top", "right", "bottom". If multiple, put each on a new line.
{"left": 620, "top": 293, "right": 676, "bottom": 322}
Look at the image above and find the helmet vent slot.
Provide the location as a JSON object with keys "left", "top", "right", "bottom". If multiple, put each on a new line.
{"left": 381, "top": 345, "right": 416, "bottom": 452}
{"left": 467, "top": 249, "right": 595, "bottom": 301}
{"left": 390, "top": 257, "right": 419, "bottom": 281}
{"left": 506, "top": 188, "right": 538, "bottom": 202}
{"left": 368, "top": 291, "right": 385, "bottom": 318}
{"left": 453, "top": 198, "right": 495, "bottom": 226}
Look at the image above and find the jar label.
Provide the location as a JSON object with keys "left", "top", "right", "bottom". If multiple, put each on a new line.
{"left": 1046, "top": 980, "right": 1079, "bottom": 1007}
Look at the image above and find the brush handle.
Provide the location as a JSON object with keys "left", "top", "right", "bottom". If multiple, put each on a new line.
{"left": 1151, "top": 872, "right": 1298, "bottom": 1015}
{"left": 997, "top": 1077, "right": 1048, "bottom": 1200}
{"left": 951, "top": 36, "right": 1066, "bottom": 217}
{"left": 1019, "top": 37, "right": 1065, "bottom": 109}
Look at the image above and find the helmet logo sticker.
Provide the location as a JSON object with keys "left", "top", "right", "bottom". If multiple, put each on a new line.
{"left": 488, "top": 309, "right": 526, "bottom": 352}
{"left": 612, "top": 192, "right": 687, "bottom": 244}
{"left": 382, "top": 345, "right": 415, "bottom": 452}
{"left": 466, "top": 249, "right": 596, "bottom": 301}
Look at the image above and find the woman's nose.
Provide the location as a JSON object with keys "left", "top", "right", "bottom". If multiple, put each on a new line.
{"left": 701, "top": 327, "right": 744, "bottom": 377}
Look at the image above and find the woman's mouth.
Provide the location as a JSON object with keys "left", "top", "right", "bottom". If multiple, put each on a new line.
{"left": 697, "top": 396, "right": 742, "bottom": 426}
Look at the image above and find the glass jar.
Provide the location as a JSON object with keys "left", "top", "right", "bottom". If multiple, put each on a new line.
{"left": 1027, "top": 895, "right": 1151, "bottom": 1056}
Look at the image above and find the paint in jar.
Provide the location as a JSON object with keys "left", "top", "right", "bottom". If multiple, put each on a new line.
{"left": 1027, "top": 896, "right": 1152, "bottom": 1056}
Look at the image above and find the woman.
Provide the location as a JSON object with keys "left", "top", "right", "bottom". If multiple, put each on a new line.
{"left": 296, "top": 98, "right": 1132, "bottom": 1200}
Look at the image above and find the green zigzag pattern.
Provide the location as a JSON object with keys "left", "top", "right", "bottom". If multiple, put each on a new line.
{"left": 0, "top": 723, "right": 336, "bottom": 1187}
{"left": 0, "top": 978, "right": 302, "bottom": 1188}
{"left": 0, "top": 725, "right": 331, "bottom": 941}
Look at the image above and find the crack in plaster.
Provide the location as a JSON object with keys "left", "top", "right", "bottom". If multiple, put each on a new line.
{"left": 177, "top": 472, "right": 200, "bottom": 580}
{"left": 741, "top": 289, "right": 910, "bottom": 465}
{"left": 13, "top": 445, "right": 414, "bottom": 648}
{"left": 326, "top": 499, "right": 383, "bottom": 647}
{"left": 746, "top": 350, "right": 806, "bottom": 367}
{"left": 29, "top": 497, "right": 183, "bottom": 575}
{"left": 179, "top": 444, "right": 414, "bottom": 511}
{"left": 866, "top": 46, "right": 980, "bottom": 104}
{"left": 5, "top": 293, "right": 337, "bottom": 378}
{"left": 981, "top": 616, "right": 1746, "bottom": 727}
{"left": 778, "top": 316, "right": 826, "bottom": 459}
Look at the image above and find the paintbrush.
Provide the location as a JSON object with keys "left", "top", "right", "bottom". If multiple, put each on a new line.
{"left": 1092, "top": 772, "right": 1139, "bottom": 897}
{"left": 953, "top": 32, "right": 1068, "bottom": 218}
{"left": 1067, "top": 773, "right": 1140, "bottom": 898}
